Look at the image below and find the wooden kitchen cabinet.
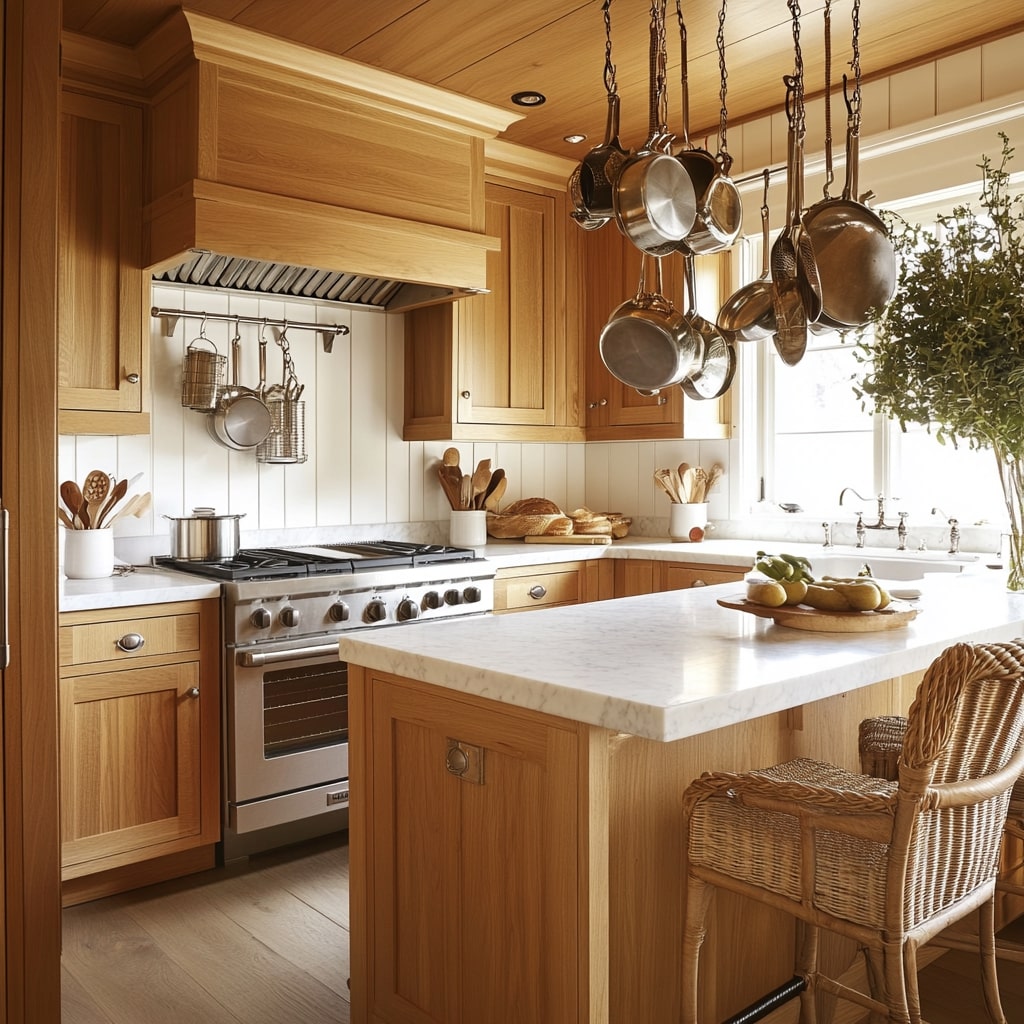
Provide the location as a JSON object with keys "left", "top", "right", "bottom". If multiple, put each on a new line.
{"left": 58, "top": 599, "right": 220, "bottom": 905}
{"left": 404, "top": 178, "right": 584, "bottom": 442}
{"left": 493, "top": 558, "right": 614, "bottom": 613}
{"left": 614, "top": 558, "right": 746, "bottom": 598}
{"left": 581, "top": 228, "right": 734, "bottom": 441}
{"left": 59, "top": 88, "right": 150, "bottom": 435}
{"left": 351, "top": 670, "right": 598, "bottom": 1024}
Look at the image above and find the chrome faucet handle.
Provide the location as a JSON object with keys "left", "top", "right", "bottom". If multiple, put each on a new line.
{"left": 948, "top": 517, "right": 960, "bottom": 555}
{"left": 822, "top": 521, "right": 833, "bottom": 548}
{"left": 855, "top": 513, "right": 866, "bottom": 549}
{"left": 897, "top": 512, "right": 908, "bottom": 551}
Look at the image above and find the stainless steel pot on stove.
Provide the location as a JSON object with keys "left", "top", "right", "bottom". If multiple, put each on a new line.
{"left": 164, "top": 508, "right": 245, "bottom": 560}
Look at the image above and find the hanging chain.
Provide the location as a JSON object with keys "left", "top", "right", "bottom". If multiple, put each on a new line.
{"left": 602, "top": 0, "right": 617, "bottom": 96}
{"left": 276, "top": 327, "right": 299, "bottom": 388}
{"left": 717, "top": 0, "right": 731, "bottom": 170}
{"left": 823, "top": 0, "right": 833, "bottom": 196}
{"left": 654, "top": 0, "right": 669, "bottom": 138}
{"left": 849, "top": 0, "right": 863, "bottom": 129}
{"left": 786, "top": 0, "right": 805, "bottom": 136}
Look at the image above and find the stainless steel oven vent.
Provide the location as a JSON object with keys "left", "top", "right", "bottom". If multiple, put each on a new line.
{"left": 153, "top": 249, "right": 484, "bottom": 312}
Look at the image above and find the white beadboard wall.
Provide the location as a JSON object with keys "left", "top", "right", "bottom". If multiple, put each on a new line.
{"left": 59, "top": 283, "right": 732, "bottom": 564}
{"left": 58, "top": 30, "right": 1024, "bottom": 564}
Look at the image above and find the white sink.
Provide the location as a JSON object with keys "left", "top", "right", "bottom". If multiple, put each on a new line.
{"left": 809, "top": 551, "right": 974, "bottom": 581}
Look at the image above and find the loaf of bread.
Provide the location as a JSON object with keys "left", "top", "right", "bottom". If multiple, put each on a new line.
{"left": 486, "top": 512, "right": 573, "bottom": 539}
{"left": 568, "top": 507, "right": 613, "bottom": 535}
{"left": 504, "top": 497, "right": 563, "bottom": 516}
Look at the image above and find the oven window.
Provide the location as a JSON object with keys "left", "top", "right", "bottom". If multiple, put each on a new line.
{"left": 263, "top": 662, "right": 348, "bottom": 758}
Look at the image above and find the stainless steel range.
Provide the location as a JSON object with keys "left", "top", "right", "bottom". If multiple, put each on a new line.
{"left": 157, "top": 541, "right": 494, "bottom": 859}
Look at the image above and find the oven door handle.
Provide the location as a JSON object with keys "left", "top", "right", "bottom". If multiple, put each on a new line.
{"left": 236, "top": 642, "right": 341, "bottom": 667}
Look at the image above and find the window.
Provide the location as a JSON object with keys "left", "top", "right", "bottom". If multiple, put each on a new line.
{"left": 746, "top": 182, "right": 1010, "bottom": 530}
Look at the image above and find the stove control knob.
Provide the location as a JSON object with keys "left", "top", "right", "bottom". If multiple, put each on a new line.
{"left": 250, "top": 607, "right": 272, "bottom": 629}
{"left": 423, "top": 590, "right": 443, "bottom": 610}
{"left": 397, "top": 598, "right": 420, "bottom": 621}
{"left": 328, "top": 602, "right": 350, "bottom": 623}
{"left": 280, "top": 607, "right": 301, "bottom": 628}
{"left": 365, "top": 599, "right": 388, "bottom": 623}
{"left": 444, "top": 588, "right": 462, "bottom": 606}
{"left": 463, "top": 586, "right": 482, "bottom": 604}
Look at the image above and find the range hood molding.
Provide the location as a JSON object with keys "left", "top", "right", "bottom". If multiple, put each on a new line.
{"left": 133, "top": 10, "right": 519, "bottom": 308}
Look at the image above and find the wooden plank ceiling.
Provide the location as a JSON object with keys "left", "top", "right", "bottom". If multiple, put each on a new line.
{"left": 64, "top": 0, "right": 1024, "bottom": 160}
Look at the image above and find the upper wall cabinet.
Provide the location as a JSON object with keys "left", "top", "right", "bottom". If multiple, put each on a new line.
{"left": 58, "top": 89, "right": 150, "bottom": 435}
{"left": 404, "top": 171, "right": 584, "bottom": 442}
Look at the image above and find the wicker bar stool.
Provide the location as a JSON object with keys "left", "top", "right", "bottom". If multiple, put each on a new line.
{"left": 859, "top": 715, "right": 1024, "bottom": 965}
{"left": 682, "top": 641, "right": 1024, "bottom": 1024}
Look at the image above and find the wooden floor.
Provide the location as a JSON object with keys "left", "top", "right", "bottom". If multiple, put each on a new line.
{"left": 61, "top": 831, "right": 1024, "bottom": 1024}
{"left": 61, "top": 833, "right": 350, "bottom": 1024}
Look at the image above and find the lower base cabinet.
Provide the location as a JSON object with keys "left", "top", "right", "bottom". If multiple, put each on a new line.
{"left": 58, "top": 599, "right": 221, "bottom": 905}
{"left": 350, "top": 670, "right": 601, "bottom": 1023}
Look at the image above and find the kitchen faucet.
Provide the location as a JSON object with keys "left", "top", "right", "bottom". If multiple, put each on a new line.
{"left": 932, "top": 507, "right": 960, "bottom": 555}
{"left": 839, "top": 487, "right": 897, "bottom": 529}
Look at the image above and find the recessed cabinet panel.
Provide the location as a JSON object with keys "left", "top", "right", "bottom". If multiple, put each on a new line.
{"left": 58, "top": 90, "right": 149, "bottom": 434}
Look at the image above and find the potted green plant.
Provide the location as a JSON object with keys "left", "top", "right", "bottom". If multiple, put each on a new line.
{"left": 853, "top": 133, "right": 1024, "bottom": 589}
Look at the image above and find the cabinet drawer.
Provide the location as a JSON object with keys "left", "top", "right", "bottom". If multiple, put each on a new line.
{"left": 661, "top": 565, "right": 746, "bottom": 590}
{"left": 60, "top": 612, "right": 201, "bottom": 668}
{"left": 494, "top": 564, "right": 585, "bottom": 612}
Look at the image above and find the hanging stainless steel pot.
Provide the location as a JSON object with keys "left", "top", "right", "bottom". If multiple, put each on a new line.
{"left": 599, "top": 252, "right": 703, "bottom": 393}
{"left": 671, "top": 0, "right": 742, "bottom": 256}
{"left": 164, "top": 508, "right": 244, "bottom": 560}
{"left": 612, "top": 2, "right": 695, "bottom": 256}
{"left": 717, "top": 168, "right": 776, "bottom": 341}
{"left": 208, "top": 330, "right": 272, "bottom": 451}
{"left": 570, "top": 1, "right": 629, "bottom": 229}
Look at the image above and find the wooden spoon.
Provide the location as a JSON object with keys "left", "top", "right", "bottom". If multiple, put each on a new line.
{"left": 471, "top": 459, "right": 492, "bottom": 508}
{"left": 654, "top": 469, "right": 680, "bottom": 503}
{"left": 60, "top": 480, "right": 84, "bottom": 528}
{"left": 96, "top": 476, "right": 128, "bottom": 528}
{"left": 680, "top": 466, "right": 698, "bottom": 504}
{"left": 57, "top": 507, "right": 76, "bottom": 531}
{"left": 480, "top": 468, "right": 505, "bottom": 510}
{"left": 437, "top": 465, "right": 461, "bottom": 510}
{"left": 484, "top": 474, "right": 507, "bottom": 512}
{"left": 82, "top": 469, "right": 110, "bottom": 525}
{"left": 459, "top": 472, "right": 473, "bottom": 510}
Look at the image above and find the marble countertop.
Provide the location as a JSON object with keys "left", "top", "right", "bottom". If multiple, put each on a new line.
{"left": 60, "top": 565, "right": 221, "bottom": 612}
{"left": 338, "top": 573, "right": 1024, "bottom": 743}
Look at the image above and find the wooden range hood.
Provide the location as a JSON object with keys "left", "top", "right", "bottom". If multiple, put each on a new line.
{"left": 67, "top": 10, "right": 522, "bottom": 311}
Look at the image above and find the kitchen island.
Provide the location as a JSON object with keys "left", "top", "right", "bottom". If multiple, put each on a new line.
{"left": 344, "top": 573, "right": 1024, "bottom": 1024}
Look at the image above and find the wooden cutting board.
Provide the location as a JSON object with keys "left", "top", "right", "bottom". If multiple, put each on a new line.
{"left": 523, "top": 534, "right": 612, "bottom": 545}
{"left": 717, "top": 595, "right": 919, "bottom": 632}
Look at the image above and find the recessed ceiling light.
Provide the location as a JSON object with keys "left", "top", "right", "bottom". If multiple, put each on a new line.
{"left": 511, "top": 91, "right": 546, "bottom": 107}
{"left": 564, "top": 134, "right": 587, "bottom": 144}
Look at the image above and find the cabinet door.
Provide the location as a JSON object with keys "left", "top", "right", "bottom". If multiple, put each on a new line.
{"left": 661, "top": 563, "right": 747, "bottom": 590}
{"left": 60, "top": 662, "right": 204, "bottom": 874}
{"left": 582, "top": 227, "right": 683, "bottom": 439}
{"left": 457, "top": 183, "right": 558, "bottom": 427}
{"left": 364, "top": 676, "right": 581, "bottom": 1024}
{"left": 59, "top": 90, "right": 149, "bottom": 435}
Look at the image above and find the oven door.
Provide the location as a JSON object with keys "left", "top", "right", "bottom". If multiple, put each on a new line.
{"left": 227, "top": 636, "right": 348, "bottom": 833}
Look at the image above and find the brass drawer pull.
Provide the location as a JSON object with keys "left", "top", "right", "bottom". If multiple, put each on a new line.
{"left": 528, "top": 584, "right": 547, "bottom": 600}
{"left": 115, "top": 632, "right": 145, "bottom": 652}
{"left": 446, "top": 739, "right": 484, "bottom": 784}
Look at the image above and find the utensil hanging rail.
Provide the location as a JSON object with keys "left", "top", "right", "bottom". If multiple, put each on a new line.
{"left": 151, "top": 307, "right": 350, "bottom": 353}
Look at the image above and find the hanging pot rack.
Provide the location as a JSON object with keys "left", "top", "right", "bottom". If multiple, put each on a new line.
{"left": 151, "top": 306, "right": 350, "bottom": 353}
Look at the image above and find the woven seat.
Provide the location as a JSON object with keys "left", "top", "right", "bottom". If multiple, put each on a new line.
{"left": 682, "top": 640, "right": 1024, "bottom": 1024}
{"left": 859, "top": 712, "right": 1024, "bottom": 967}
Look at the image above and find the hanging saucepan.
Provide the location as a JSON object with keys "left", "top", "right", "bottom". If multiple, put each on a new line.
{"left": 612, "top": 1, "right": 695, "bottom": 256}
{"left": 571, "top": 0, "right": 629, "bottom": 229}
{"left": 671, "top": 0, "right": 742, "bottom": 256}
{"left": 207, "top": 328, "right": 272, "bottom": 451}
{"left": 770, "top": 76, "right": 807, "bottom": 366}
{"left": 680, "top": 250, "right": 735, "bottom": 400}
{"left": 717, "top": 168, "right": 776, "bottom": 341}
{"left": 599, "top": 252, "right": 703, "bottom": 394}
{"left": 803, "top": 75, "right": 897, "bottom": 330}
{"left": 681, "top": 252, "right": 725, "bottom": 372}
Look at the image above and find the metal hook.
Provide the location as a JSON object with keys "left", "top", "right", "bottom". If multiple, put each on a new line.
{"left": 198, "top": 313, "right": 208, "bottom": 339}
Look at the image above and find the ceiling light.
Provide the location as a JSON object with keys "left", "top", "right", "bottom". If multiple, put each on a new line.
{"left": 511, "top": 91, "right": 546, "bottom": 107}
{"left": 564, "top": 134, "right": 587, "bottom": 144}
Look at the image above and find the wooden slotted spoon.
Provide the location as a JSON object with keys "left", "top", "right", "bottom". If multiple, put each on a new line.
{"left": 82, "top": 469, "right": 110, "bottom": 527}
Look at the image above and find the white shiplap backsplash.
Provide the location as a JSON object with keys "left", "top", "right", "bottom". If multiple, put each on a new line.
{"left": 59, "top": 283, "right": 734, "bottom": 567}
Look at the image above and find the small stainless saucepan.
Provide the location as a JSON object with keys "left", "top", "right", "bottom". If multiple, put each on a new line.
{"left": 164, "top": 508, "right": 245, "bottom": 560}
